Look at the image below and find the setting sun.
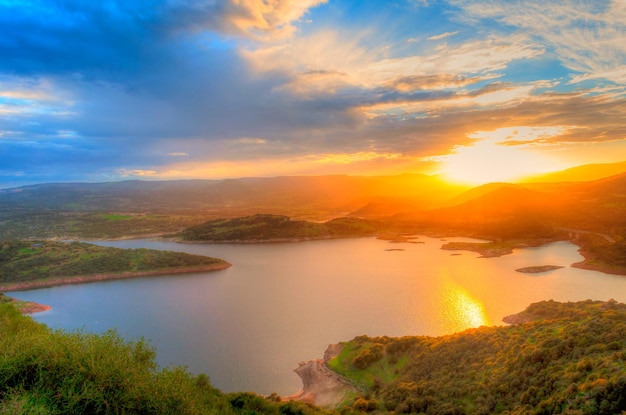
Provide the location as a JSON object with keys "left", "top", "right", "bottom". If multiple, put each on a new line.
{"left": 438, "top": 126, "right": 569, "bottom": 185}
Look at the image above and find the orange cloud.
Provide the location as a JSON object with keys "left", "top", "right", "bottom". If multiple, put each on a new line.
{"left": 224, "top": 0, "right": 328, "bottom": 40}
{"left": 385, "top": 74, "right": 485, "bottom": 92}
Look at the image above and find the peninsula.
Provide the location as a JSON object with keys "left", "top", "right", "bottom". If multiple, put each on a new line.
{"left": 303, "top": 300, "right": 626, "bottom": 414}
{"left": 0, "top": 292, "right": 50, "bottom": 314}
{"left": 0, "top": 241, "right": 230, "bottom": 310}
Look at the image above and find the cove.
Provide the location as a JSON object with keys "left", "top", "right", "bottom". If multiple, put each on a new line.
{"left": 11, "top": 236, "right": 626, "bottom": 396}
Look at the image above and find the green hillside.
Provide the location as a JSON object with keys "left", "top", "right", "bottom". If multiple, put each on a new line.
{"left": 330, "top": 300, "right": 626, "bottom": 414}
{"left": 0, "top": 303, "right": 329, "bottom": 415}
{"left": 1, "top": 300, "right": 624, "bottom": 414}
{"left": 0, "top": 240, "right": 229, "bottom": 290}
{"left": 178, "top": 214, "right": 381, "bottom": 242}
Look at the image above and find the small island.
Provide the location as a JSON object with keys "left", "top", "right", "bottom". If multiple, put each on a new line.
{"left": 376, "top": 234, "right": 423, "bottom": 244}
{"left": 515, "top": 265, "right": 564, "bottom": 273}
{"left": 440, "top": 239, "right": 557, "bottom": 258}
{"left": 441, "top": 241, "right": 516, "bottom": 257}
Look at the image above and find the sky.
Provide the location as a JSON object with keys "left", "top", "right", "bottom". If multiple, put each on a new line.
{"left": 1, "top": 0, "right": 625, "bottom": 188}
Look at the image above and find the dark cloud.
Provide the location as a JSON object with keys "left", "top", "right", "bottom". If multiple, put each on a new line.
{"left": 0, "top": 1, "right": 269, "bottom": 78}
{"left": 0, "top": 1, "right": 353, "bottom": 123}
{"left": 0, "top": 0, "right": 324, "bottom": 79}
{"left": 0, "top": 0, "right": 359, "bottom": 182}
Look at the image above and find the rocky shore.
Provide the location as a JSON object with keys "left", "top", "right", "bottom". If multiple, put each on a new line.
{"left": 285, "top": 344, "right": 357, "bottom": 408}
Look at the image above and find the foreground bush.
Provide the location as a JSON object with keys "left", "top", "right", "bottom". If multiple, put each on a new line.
{"left": 331, "top": 300, "right": 626, "bottom": 415}
{"left": 0, "top": 303, "right": 330, "bottom": 415}
{"left": 3, "top": 300, "right": 625, "bottom": 414}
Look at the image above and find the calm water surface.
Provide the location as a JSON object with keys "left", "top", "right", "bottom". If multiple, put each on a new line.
{"left": 12, "top": 236, "right": 626, "bottom": 395}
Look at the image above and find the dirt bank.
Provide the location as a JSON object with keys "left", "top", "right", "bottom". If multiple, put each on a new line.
{"left": 0, "top": 262, "right": 231, "bottom": 292}
{"left": 0, "top": 294, "right": 51, "bottom": 314}
{"left": 285, "top": 344, "right": 356, "bottom": 408}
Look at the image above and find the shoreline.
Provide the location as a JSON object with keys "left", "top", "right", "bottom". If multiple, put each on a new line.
{"left": 283, "top": 344, "right": 356, "bottom": 408}
{"left": 173, "top": 234, "right": 374, "bottom": 244}
{"left": 571, "top": 259, "right": 626, "bottom": 276}
{"left": 0, "top": 262, "right": 231, "bottom": 293}
{"left": 46, "top": 232, "right": 626, "bottom": 276}
{"left": 0, "top": 293, "right": 51, "bottom": 314}
{"left": 440, "top": 238, "right": 626, "bottom": 276}
{"left": 15, "top": 300, "right": 51, "bottom": 314}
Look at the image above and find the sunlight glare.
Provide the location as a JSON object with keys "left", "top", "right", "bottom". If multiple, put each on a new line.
{"left": 439, "top": 126, "right": 569, "bottom": 185}
{"left": 442, "top": 280, "right": 489, "bottom": 330}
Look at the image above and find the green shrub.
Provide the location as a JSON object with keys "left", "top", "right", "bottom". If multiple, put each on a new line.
{"left": 0, "top": 303, "right": 337, "bottom": 414}
{"left": 0, "top": 303, "right": 224, "bottom": 414}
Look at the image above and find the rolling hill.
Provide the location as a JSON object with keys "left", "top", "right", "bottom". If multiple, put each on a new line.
{"left": 0, "top": 174, "right": 462, "bottom": 219}
{"left": 521, "top": 160, "right": 626, "bottom": 183}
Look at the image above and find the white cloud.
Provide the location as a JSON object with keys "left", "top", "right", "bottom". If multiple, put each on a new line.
{"left": 361, "top": 35, "right": 543, "bottom": 85}
{"left": 243, "top": 29, "right": 371, "bottom": 78}
{"left": 0, "top": 75, "right": 72, "bottom": 116}
{"left": 450, "top": 0, "right": 626, "bottom": 84}
{"left": 428, "top": 31, "right": 459, "bottom": 41}
{"left": 245, "top": 29, "right": 543, "bottom": 93}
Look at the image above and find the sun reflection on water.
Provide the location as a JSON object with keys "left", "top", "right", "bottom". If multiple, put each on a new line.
{"left": 442, "top": 279, "right": 490, "bottom": 331}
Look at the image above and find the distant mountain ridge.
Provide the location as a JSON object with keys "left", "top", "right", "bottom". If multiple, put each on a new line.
{"left": 386, "top": 171, "right": 626, "bottom": 247}
{"left": 2, "top": 164, "right": 626, "bottom": 246}
{"left": 0, "top": 174, "right": 463, "bottom": 219}
{"left": 521, "top": 160, "right": 626, "bottom": 183}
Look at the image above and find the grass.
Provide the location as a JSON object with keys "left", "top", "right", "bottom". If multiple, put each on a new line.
{"left": 0, "top": 302, "right": 227, "bottom": 414}
{"left": 17, "top": 247, "right": 40, "bottom": 256}
{"left": 0, "top": 293, "right": 45, "bottom": 314}
{"left": 327, "top": 340, "right": 408, "bottom": 390}
{"left": 99, "top": 214, "right": 132, "bottom": 222}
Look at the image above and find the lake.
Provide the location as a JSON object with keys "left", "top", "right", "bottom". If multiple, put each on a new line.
{"left": 11, "top": 236, "right": 626, "bottom": 395}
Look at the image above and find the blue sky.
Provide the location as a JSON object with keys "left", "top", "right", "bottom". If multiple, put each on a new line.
{"left": 1, "top": 0, "right": 625, "bottom": 187}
